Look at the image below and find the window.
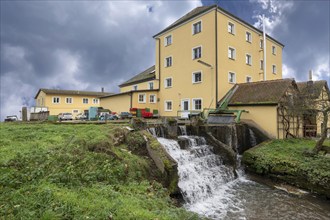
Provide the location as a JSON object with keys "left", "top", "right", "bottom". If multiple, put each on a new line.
{"left": 246, "top": 76, "right": 252, "bottom": 83}
{"left": 246, "top": 31, "right": 252, "bottom": 42}
{"left": 165, "top": 35, "right": 172, "bottom": 46}
{"left": 272, "top": 65, "right": 277, "bottom": 74}
{"left": 83, "top": 98, "right": 88, "bottom": 104}
{"left": 246, "top": 54, "right": 252, "bottom": 65}
{"left": 228, "top": 47, "right": 236, "bottom": 59}
{"left": 93, "top": 98, "right": 99, "bottom": 104}
{"left": 53, "top": 97, "right": 60, "bottom": 104}
{"left": 165, "top": 77, "right": 172, "bottom": 88}
{"left": 133, "top": 85, "right": 138, "bottom": 91}
{"left": 192, "top": 21, "right": 202, "bottom": 34}
{"left": 149, "top": 94, "right": 156, "bottom": 103}
{"left": 228, "top": 22, "right": 235, "bottom": 34}
{"left": 148, "top": 82, "right": 154, "bottom": 90}
{"left": 165, "top": 100, "right": 173, "bottom": 111}
{"left": 228, "top": 72, "right": 236, "bottom": 83}
{"left": 138, "top": 94, "right": 146, "bottom": 103}
{"left": 272, "top": 46, "right": 276, "bottom": 55}
{"left": 260, "top": 60, "right": 264, "bottom": 70}
{"left": 73, "top": 110, "right": 79, "bottom": 114}
{"left": 192, "top": 46, "right": 202, "bottom": 59}
{"left": 192, "top": 71, "right": 202, "bottom": 83}
{"left": 260, "top": 39, "right": 264, "bottom": 49}
{"left": 192, "top": 99, "right": 202, "bottom": 110}
{"left": 165, "top": 56, "right": 172, "bottom": 67}
{"left": 66, "top": 97, "right": 72, "bottom": 104}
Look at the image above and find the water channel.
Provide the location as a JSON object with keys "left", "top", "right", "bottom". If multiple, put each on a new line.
{"left": 156, "top": 132, "right": 330, "bottom": 220}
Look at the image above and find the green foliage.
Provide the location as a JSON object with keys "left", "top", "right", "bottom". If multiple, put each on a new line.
{"left": 0, "top": 122, "right": 198, "bottom": 219}
{"left": 243, "top": 138, "right": 330, "bottom": 196}
{"left": 125, "top": 131, "right": 146, "bottom": 151}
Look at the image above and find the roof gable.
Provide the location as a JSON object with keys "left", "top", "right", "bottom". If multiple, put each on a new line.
{"left": 297, "top": 80, "right": 329, "bottom": 99}
{"left": 35, "top": 89, "right": 113, "bottom": 99}
{"left": 224, "top": 79, "right": 296, "bottom": 106}
{"left": 119, "top": 65, "right": 155, "bottom": 87}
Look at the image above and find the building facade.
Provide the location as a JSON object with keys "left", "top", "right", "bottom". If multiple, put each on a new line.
{"left": 34, "top": 89, "right": 112, "bottom": 117}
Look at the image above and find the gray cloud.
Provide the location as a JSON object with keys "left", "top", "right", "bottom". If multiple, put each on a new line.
{"left": 0, "top": 0, "right": 201, "bottom": 120}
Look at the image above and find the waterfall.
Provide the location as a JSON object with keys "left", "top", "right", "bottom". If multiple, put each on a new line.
{"left": 158, "top": 136, "right": 241, "bottom": 218}
{"left": 147, "top": 126, "right": 165, "bottom": 137}
{"left": 179, "top": 125, "right": 187, "bottom": 136}
{"left": 249, "top": 128, "right": 257, "bottom": 147}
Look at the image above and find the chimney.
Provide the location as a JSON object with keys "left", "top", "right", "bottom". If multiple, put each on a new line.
{"left": 308, "top": 70, "right": 313, "bottom": 81}
{"left": 307, "top": 70, "right": 313, "bottom": 87}
{"left": 101, "top": 87, "right": 104, "bottom": 93}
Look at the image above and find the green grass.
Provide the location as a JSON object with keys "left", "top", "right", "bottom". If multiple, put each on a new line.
{"left": 0, "top": 122, "right": 199, "bottom": 219}
{"left": 243, "top": 138, "right": 330, "bottom": 196}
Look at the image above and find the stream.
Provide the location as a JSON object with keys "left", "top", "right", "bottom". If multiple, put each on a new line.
{"left": 156, "top": 134, "right": 330, "bottom": 220}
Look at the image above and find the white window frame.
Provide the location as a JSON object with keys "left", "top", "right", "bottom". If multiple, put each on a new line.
{"left": 93, "top": 98, "right": 99, "bottom": 104}
{"left": 192, "top": 20, "right": 202, "bottom": 35}
{"left": 82, "top": 98, "right": 89, "bottom": 104}
{"left": 192, "top": 98, "right": 203, "bottom": 111}
{"left": 246, "top": 76, "right": 252, "bottom": 83}
{"left": 272, "top": 45, "right": 276, "bottom": 55}
{"left": 164, "top": 34, "right": 172, "bottom": 46}
{"left": 192, "top": 46, "right": 202, "bottom": 60}
{"left": 165, "top": 100, "right": 173, "bottom": 112}
{"left": 138, "top": 93, "right": 146, "bottom": 103}
{"left": 148, "top": 82, "right": 154, "bottom": 90}
{"left": 164, "top": 77, "right": 173, "bottom": 88}
{"left": 228, "top": 22, "right": 235, "bottom": 34}
{"left": 228, "top": 47, "right": 236, "bottom": 60}
{"left": 133, "top": 85, "right": 138, "bottom": 91}
{"left": 149, "top": 94, "right": 156, "bottom": 103}
{"left": 52, "top": 97, "right": 60, "bottom": 104}
{"left": 192, "top": 71, "right": 202, "bottom": 84}
{"left": 246, "top": 31, "right": 252, "bottom": 43}
{"left": 228, "top": 72, "right": 236, "bottom": 84}
{"left": 246, "top": 54, "right": 252, "bottom": 65}
{"left": 165, "top": 56, "right": 173, "bottom": 67}
{"left": 260, "top": 39, "right": 264, "bottom": 49}
{"left": 260, "top": 60, "right": 264, "bottom": 70}
{"left": 272, "top": 65, "right": 277, "bottom": 74}
{"left": 65, "top": 97, "right": 72, "bottom": 104}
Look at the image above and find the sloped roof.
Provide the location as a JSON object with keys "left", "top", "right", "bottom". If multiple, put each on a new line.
{"left": 119, "top": 65, "right": 155, "bottom": 87}
{"left": 224, "top": 79, "right": 296, "bottom": 106}
{"left": 153, "top": 4, "right": 284, "bottom": 47}
{"left": 35, "top": 88, "right": 113, "bottom": 99}
{"left": 296, "top": 80, "right": 329, "bottom": 99}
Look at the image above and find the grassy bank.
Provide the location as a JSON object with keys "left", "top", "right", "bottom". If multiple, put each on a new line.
{"left": 242, "top": 139, "right": 330, "bottom": 197}
{"left": 0, "top": 122, "right": 198, "bottom": 219}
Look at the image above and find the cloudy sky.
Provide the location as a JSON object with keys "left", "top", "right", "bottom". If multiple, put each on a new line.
{"left": 1, "top": 0, "right": 329, "bottom": 120}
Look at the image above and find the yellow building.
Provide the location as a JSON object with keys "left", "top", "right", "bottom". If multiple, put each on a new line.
{"left": 101, "top": 66, "right": 160, "bottom": 114}
{"left": 101, "top": 5, "right": 283, "bottom": 118}
{"left": 34, "top": 88, "right": 112, "bottom": 117}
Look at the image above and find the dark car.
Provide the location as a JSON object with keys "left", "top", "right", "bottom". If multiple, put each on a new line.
{"left": 120, "top": 112, "right": 133, "bottom": 119}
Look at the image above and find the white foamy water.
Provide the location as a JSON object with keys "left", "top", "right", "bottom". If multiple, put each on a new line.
{"left": 157, "top": 136, "right": 330, "bottom": 220}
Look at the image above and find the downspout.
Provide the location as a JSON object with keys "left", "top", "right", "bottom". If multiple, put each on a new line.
{"left": 215, "top": 6, "right": 219, "bottom": 108}
{"left": 263, "top": 15, "right": 267, "bottom": 81}
{"left": 156, "top": 38, "right": 161, "bottom": 90}
{"left": 130, "top": 91, "right": 133, "bottom": 109}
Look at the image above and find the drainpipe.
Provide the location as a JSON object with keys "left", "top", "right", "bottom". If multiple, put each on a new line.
{"left": 263, "top": 15, "right": 267, "bottom": 81}
{"left": 130, "top": 91, "right": 133, "bottom": 109}
{"left": 215, "top": 6, "right": 219, "bottom": 108}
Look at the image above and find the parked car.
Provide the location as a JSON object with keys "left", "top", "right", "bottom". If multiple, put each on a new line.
{"left": 120, "top": 112, "right": 133, "bottom": 119}
{"left": 75, "top": 113, "right": 87, "bottom": 120}
{"left": 58, "top": 113, "right": 73, "bottom": 121}
{"left": 4, "top": 115, "right": 18, "bottom": 122}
